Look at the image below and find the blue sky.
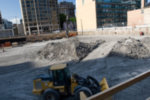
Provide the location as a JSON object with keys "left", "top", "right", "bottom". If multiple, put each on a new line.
{"left": 0, "top": 0, "right": 75, "bottom": 23}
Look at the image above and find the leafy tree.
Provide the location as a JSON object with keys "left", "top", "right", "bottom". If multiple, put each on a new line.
{"left": 69, "top": 17, "right": 76, "bottom": 23}
{"left": 59, "top": 14, "right": 66, "bottom": 30}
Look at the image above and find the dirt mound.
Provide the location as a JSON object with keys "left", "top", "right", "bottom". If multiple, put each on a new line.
{"left": 38, "top": 39, "right": 104, "bottom": 62}
{"left": 141, "top": 37, "right": 150, "bottom": 44}
{"left": 109, "top": 38, "right": 150, "bottom": 59}
{"left": 141, "top": 37, "right": 150, "bottom": 47}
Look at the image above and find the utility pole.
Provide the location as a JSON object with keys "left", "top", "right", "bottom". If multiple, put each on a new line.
{"left": 15, "top": 16, "right": 19, "bottom": 36}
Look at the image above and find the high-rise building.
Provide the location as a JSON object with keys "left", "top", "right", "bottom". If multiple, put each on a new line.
{"left": 59, "top": 1, "right": 75, "bottom": 18}
{"left": 20, "top": 0, "right": 59, "bottom": 35}
{"left": 76, "top": 0, "right": 136, "bottom": 32}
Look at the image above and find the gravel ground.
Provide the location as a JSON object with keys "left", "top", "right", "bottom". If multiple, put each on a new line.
{"left": 0, "top": 35, "right": 150, "bottom": 100}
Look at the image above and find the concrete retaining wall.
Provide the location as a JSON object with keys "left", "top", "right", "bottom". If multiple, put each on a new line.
{"left": 78, "top": 26, "right": 150, "bottom": 36}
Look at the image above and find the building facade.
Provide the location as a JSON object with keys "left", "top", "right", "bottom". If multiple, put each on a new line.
{"left": 96, "top": 0, "right": 136, "bottom": 28}
{"left": 145, "top": 0, "right": 150, "bottom": 7}
{"left": 17, "top": 24, "right": 25, "bottom": 36}
{"left": 128, "top": 0, "right": 150, "bottom": 26}
{"left": 0, "top": 12, "right": 14, "bottom": 38}
{"left": 122, "top": 0, "right": 141, "bottom": 9}
{"left": 76, "top": 0, "right": 136, "bottom": 32}
{"left": 20, "top": 0, "right": 59, "bottom": 35}
{"left": 59, "top": 1, "right": 75, "bottom": 18}
{"left": 0, "top": 11, "right": 3, "bottom": 29}
{"left": 3, "top": 19, "right": 13, "bottom": 29}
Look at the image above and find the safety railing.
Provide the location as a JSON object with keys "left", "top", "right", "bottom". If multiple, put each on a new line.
{"left": 87, "top": 70, "right": 150, "bottom": 100}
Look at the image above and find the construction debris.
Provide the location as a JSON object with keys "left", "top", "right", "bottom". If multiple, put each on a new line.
{"left": 38, "top": 39, "right": 104, "bottom": 62}
{"left": 109, "top": 38, "right": 150, "bottom": 59}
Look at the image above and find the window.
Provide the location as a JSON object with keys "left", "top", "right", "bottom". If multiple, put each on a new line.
{"left": 82, "top": 0, "right": 84, "bottom": 5}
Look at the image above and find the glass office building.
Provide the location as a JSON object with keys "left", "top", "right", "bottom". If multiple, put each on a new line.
{"left": 96, "top": 0, "right": 137, "bottom": 27}
{"left": 20, "top": 0, "right": 59, "bottom": 35}
{"left": 145, "top": 0, "right": 150, "bottom": 7}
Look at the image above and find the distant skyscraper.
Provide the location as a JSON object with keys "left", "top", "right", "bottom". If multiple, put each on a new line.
{"left": 20, "top": 0, "right": 59, "bottom": 35}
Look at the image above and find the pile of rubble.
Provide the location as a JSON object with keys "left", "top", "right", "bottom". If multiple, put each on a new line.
{"left": 109, "top": 38, "right": 150, "bottom": 59}
{"left": 38, "top": 39, "right": 104, "bottom": 62}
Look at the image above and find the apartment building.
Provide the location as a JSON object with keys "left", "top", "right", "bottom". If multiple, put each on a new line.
{"left": 76, "top": 0, "right": 136, "bottom": 32}
{"left": 20, "top": 0, "right": 59, "bottom": 35}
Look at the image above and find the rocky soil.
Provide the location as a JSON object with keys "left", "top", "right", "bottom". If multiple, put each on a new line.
{"left": 0, "top": 35, "right": 150, "bottom": 100}
{"left": 109, "top": 38, "right": 150, "bottom": 58}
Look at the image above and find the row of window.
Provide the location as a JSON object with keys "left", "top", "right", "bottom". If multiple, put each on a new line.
{"left": 97, "top": 10, "right": 127, "bottom": 13}
{"left": 96, "top": 5, "right": 133, "bottom": 10}
{"left": 97, "top": 19, "right": 126, "bottom": 23}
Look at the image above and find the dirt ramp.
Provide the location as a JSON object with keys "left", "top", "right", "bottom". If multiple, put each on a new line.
{"left": 38, "top": 39, "right": 104, "bottom": 62}
{"left": 109, "top": 38, "right": 150, "bottom": 59}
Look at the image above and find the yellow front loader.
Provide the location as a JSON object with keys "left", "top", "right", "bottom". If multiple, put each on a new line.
{"left": 32, "top": 64, "right": 109, "bottom": 100}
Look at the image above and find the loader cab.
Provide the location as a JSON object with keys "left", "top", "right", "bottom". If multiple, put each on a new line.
{"left": 50, "top": 64, "right": 71, "bottom": 87}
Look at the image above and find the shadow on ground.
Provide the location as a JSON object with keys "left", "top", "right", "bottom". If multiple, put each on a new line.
{"left": 0, "top": 55, "right": 150, "bottom": 100}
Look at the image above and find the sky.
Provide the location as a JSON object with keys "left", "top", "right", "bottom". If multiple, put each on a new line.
{"left": 0, "top": 0, "right": 75, "bottom": 24}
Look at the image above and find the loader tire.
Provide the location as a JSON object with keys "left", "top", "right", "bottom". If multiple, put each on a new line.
{"left": 43, "top": 89, "right": 60, "bottom": 100}
{"left": 74, "top": 87, "right": 92, "bottom": 100}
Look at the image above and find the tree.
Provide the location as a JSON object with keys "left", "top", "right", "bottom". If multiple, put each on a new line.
{"left": 69, "top": 17, "right": 76, "bottom": 23}
{"left": 59, "top": 14, "right": 66, "bottom": 30}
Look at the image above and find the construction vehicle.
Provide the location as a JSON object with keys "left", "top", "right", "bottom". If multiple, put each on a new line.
{"left": 32, "top": 64, "right": 109, "bottom": 100}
